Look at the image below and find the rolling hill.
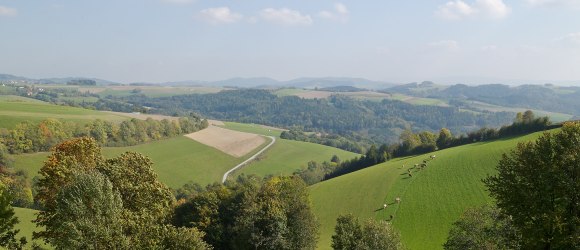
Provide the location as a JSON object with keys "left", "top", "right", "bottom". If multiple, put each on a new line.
{"left": 309, "top": 130, "right": 553, "bottom": 249}
{"left": 0, "top": 95, "right": 129, "bottom": 129}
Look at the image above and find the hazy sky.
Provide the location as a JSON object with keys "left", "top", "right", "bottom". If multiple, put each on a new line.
{"left": 1, "top": 0, "right": 580, "bottom": 84}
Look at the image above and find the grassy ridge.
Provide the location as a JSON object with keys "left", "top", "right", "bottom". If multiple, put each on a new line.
{"left": 13, "top": 136, "right": 243, "bottom": 188}
{"left": 309, "top": 131, "right": 550, "bottom": 249}
{"left": 0, "top": 95, "right": 127, "bottom": 128}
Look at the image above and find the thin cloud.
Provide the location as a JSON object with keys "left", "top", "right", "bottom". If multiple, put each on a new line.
{"left": 319, "top": 3, "right": 349, "bottom": 22}
{"left": 161, "top": 0, "right": 195, "bottom": 4}
{"left": 436, "top": 0, "right": 510, "bottom": 20}
{"left": 555, "top": 32, "right": 580, "bottom": 44}
{"left": 429, "top": 40, "right": 460, "bottom": 50}
{"left": 0, "top": 6, "right": 17, "bottom": 17}
{"left": 260, "top": 8, "right": 313, "bottom": 26}
{"left": 197, "top": 7, "right": 243, "bottom": 24}
{"left": 525, "top": 0, "right": 580, "bottom": 7}
{"left": 481, "top": 45, "right": 498, "bottom": 51}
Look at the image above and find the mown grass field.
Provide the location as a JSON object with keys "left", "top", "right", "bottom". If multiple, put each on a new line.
{"left": 309, "top": 130, "right": 552, "bottom": 250}
{"left": 0, "top": 95, "right": 127, "bottom": 129}
{"left": 13, "top": 136, "right": 247, "bottom": 189}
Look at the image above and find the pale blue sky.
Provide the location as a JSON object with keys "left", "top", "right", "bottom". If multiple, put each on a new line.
{"left": 1, "top": 0, "right": 579, "bottom": 84}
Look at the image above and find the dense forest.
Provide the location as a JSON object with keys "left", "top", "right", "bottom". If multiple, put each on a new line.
{"left": 121, "top": 89, "right": 514, "bottom": 143}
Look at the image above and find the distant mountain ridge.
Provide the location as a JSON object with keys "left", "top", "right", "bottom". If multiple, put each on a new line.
{"left": 0, "top": 73, "right": 119, "bottom": 86}
{"left": 0, "top": 73, "right": 395, "bottom": 89}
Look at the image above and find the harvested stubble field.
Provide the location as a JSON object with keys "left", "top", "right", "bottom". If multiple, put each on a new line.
{"left": 185, "top": 125, "right": 266, "bottom": 157}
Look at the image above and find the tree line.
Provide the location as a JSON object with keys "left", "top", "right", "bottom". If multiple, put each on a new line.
{"left": 0, "top": 115, "right": 207, "bottom": 154}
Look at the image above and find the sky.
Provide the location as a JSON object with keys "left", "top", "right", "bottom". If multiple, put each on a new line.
{"left": 1, "top": 0, "right": 580, "bottom": 84}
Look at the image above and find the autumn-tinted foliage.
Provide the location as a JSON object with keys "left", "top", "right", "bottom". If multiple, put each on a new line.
{"left": 34, "top": 137, "right": 209, "bottom": 249}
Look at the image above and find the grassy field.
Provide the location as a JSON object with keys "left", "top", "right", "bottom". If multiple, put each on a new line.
{"left": 233, "top": 139, "right": 359, "bottom": 178}
{"left": 85, "top": 86, "right": 227, "bottom": 98}
{"left": 221, "top": 122, "right": 284, "bottom": 137}
{"left": 273, "top": 88, "right": 310, "bottom": 97}
{"left": 13, "top": 136, "right": 251, "bottom": 189}
{"left": 0, "top": 95, "right": 127, "bottom": 129}
{"left": 220, "top": 122, "right": 359, "bottom": 178}
{"left": 13, "top": 207, "right": 47, "bottom": 248}
{"left": 309, "top": 130, "right": 551, "bottom": 249}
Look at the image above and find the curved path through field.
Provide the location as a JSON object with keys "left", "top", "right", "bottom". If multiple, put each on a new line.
{"left": 222, "top": 136, "right": 276, "bottom": 183}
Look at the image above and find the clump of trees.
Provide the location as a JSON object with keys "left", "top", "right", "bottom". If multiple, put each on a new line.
{"left": 173, "top": 175, "right": 320, "bottom": 249}
{"left": 33, "top": 137, "right": 210, "bottom": 249}
{"left": 483, "top": 121, "right": 580, "bottom": 249}
{"left": 446, "top": 121, "right": 580, "bottom": 249}
{"left": 331, "top": 214, "right": 404, "bottom": 250}
{"left": 0, "top": 116, "right": 208, "bottom": 154}
{"left": 444, "top": 205, "right": 522, "bottom": 250}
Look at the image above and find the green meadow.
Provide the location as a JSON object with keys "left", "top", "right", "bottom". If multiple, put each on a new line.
{"left": 234, "top": 139, "right": 359, "bottom": 178}
{"left": 13, "top": 207, "right": 47, "bottom": 248}
{"left": 309, "top": 130, "right": 552, "bottom": 249}
{"left": 221, "top": 122, "right": 359, "bottom": 178}
{"left": 0, "top": 95, "right": 127, "bottom": 129}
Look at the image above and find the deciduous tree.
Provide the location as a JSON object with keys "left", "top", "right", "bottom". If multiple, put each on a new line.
{"left": 484, "top": 122, "right": 580, "bottom": 249}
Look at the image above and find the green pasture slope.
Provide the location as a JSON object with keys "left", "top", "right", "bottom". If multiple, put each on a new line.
{"left": 13, "top": 136, "right": 249, "bottom": 189}
{"left": 0, "top": 95, "right": 127, "bottom": 129}
{"left": 13, "top": 207, "right": 47, "bottom": 248}
{"left": 220, "top": 122, "right": 359, "bottom": 178}
{"left": 310, "top": 130, "right": 553, "bottom": 249}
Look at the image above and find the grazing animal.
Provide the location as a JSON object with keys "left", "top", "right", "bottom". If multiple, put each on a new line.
{"left": 395, "top": 197, "right": 401, "bottom": 204}
{"left": 383, "top": 204, "right": 387, "bottom": 209}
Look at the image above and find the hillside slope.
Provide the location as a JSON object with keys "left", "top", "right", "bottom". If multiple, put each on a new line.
{"left": 309, "top": 130, "right": 552, "bottom": 249}
{"left": 0, "top": 95, "right": 128, "bottom": 128}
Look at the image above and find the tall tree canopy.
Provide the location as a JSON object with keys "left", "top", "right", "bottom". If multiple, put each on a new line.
{"left": 34, "top": 137, "right": 209, "bottom": 249}
{"left": 174, "top": 175, "right": 319, "bottom": 249}
{"left": 331, "top": 214, "right": 403, "bottom": 250}
{"left": 484, "top": 122, "right": 580, "bottom": 249}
